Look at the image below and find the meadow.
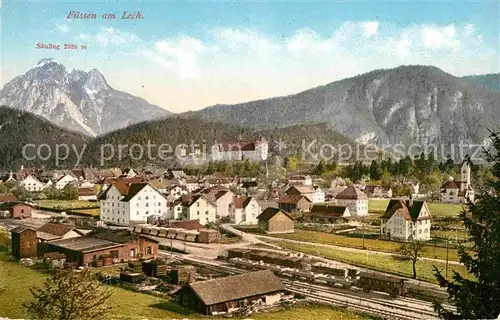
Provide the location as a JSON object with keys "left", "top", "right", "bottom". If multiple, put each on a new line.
{"left": 0, "top": 256, "right": 374, "bottom": 320}
{"left": 266, "top": 229, "right": 461, "bottom": 261}
{"left": 270, "top": 240, "right": 471, "bottom": 284}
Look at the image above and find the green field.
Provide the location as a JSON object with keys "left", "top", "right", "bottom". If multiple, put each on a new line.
{"left": 368, "top": 199, "right": 464, "bottom": 218}
{"left": 34, "top": 200, "right": 99, "bottom": 210}
{"left": 270, "top": 240, "right": 471, "bottom": 284}
{"left": 266, "top": 230, "right": 461, "bottom": 261}
{"left": 70, "top": 208, "right": 101, "bottom": 217}
{"left": 0, "top": 258, "right": 373, "bottom": 320}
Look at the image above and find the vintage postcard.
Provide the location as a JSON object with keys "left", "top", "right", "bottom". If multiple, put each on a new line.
{"left": 0, "top": 1, "right": 499, "bottom": 319}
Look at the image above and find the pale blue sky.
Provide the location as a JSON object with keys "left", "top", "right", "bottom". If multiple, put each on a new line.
{"left": 1, "top": 1, "right": 499, "bottom": 112}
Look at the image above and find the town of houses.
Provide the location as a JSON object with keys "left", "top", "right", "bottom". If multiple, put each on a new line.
{"left": 0, "top": 140, "right": 479, "bottom": 318}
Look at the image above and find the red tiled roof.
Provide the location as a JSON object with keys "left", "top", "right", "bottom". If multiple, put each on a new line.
{"left": 78, "top": 188, "right": 96, "bottom": 196}
{"left": 278, "top": 194, "right": 310, "bottom": 204}
{"left": 441, "top": 180, "right": 459, "bottom": 189}
{"left": 0, "top": 193, "right": 17, "bottom": 202}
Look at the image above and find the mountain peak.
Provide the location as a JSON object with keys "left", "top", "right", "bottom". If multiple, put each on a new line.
{"left": 36, "top": 58, "right": 58, "bottom": 68}
{"left": 0, "top": 60, "right": 171, "bottom": 136}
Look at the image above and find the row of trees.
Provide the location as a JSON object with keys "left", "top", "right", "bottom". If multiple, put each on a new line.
{"left": 184, "top": 159, "right": 263, "bottom": 177}
{"left": 1, "top": 185, "right": 79, "bottom": 201}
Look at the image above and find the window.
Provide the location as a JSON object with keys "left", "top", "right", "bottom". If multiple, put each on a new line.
{"left": 145, "top": 203, "right": 149, "bottom": 207}
{"left": 158, "top": 202, "right": 161, "bottom": 206}
{"left": 110, "top": 250, "right": 119, "bottom": 259}
{"left": 197, "top": 202, "right": 200, "bottom": 207}
{"left": 197, "top": 211, "right": 200, "bottom": 215}
{"left": 145, "top": 196, "right": 149, "bottom": 200}
{"left": 145, "top": 246, "right": 152, "bottom": 255}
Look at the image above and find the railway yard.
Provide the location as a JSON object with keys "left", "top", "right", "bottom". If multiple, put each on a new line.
{"left": 158, "top": 247, "right": 457, "bottom": 320}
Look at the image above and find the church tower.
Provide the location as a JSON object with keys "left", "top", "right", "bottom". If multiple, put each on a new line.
{"left": 460, "top": 162, "right": 471, "bottom": 191}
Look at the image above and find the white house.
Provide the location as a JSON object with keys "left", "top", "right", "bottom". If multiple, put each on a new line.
{"left": 20, "top": 175, "right": 46, "bottom": 192}
{"left": 440, "top": 162, "right": 474, "bottom": 203}
{"left": 285, "top": 185, "right": 325, "bottom": 204}
{"left": 99, "top": 182, "right": 168, "bottom": 226}
{"left": 78, "top": 188, "right": 97, "bottom": 201}
{"left": 334, "top": 186, "right": 368, "bottom": 216}
{"left": 380, "top": 199, "right": 431, "bottom": 241}
{"left": 211, "top": 137, "right": 268, "bottom": 162}
{"left": 55, "top": 173, "right": 77, "bottom": 190}
{"left": 230, "top": 195, "right": 260, "bottom": 225}
{"left": 120, "top": 168, "right": 137, "bottom": 179}
{"left": 200, "top": 187, "right": 234, "bottom": 218}
{"left": 178, "top": 194, "right": 217, "bottom": 226}
{"left": 167, "top": 200, "right": 184, "bottom": 220}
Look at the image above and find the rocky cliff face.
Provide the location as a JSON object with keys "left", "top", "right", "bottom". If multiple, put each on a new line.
{"left": 192, "top": 65, "right": 500, "bottom": 148}
{"left": 0, "top": 58, "right": 171, "bottom": 136}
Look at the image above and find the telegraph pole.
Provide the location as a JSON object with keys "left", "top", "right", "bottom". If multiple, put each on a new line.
{"left": 445, "top": 236, "right": 450, "bottom": 280}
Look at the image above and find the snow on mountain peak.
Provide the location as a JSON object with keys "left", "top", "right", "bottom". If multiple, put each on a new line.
{"left": 36, "top": 58, "right": 57, "bottom": 67}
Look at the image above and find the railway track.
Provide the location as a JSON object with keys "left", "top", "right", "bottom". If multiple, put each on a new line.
{"left": 284, "top": 279, "right": 444, "bottom": 320}
{"left": 158, "top": 251, "right": 454, "bottom": 320}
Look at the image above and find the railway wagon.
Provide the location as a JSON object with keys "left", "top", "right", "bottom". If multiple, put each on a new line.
{"left": 311, "top": 264, "right": 348, "bottom": 277}
{"left": 356, "top": 272, "right": 407, "bottom": 298}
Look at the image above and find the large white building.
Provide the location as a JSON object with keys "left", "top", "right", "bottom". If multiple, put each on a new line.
{"left": 211, "top": 137, "right": 268, "bottom": 162}
{"left": 380, "top": 199, "right": 431, "bottom": 241}
{"left": 99, "top": 182, "right": 168, "bottom": 226}
{"left": 334, "top": 186, "right": 368, "bottom": 216}
{"left": 20, "top": 175, "right": 46, "bottom": 192}
{"left": 440, "top": 162, "right": 475, "bottom": 203}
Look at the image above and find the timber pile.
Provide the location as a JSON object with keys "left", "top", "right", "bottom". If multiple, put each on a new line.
{"left": 142, "top": 259, "right": 170, "bottom": 277}
{"left": 198, "top": 229, "right": 221, "bottom": 243}
{"left": 170, "top": 265, "right": 196, "bottom": 284}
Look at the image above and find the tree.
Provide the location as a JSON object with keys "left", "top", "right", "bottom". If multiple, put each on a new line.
{"left": 60, "top": 185, "right": 78, "bottom": 200}
{"left": 369, "top": 160, "right": 382, "bottom": 181}
{"left": 286, "top": 156, "right": 297, "bottom": 171}
{"left": 433, "top": 131, "right": 500, "bottom": 319}
{"left": 314, "top": 160, "right": 326, "bottom": 175}
{"left": 398, "top": 240, "right": 424, "bottom": 279}
{"left": 24, "top": 268, "right": 112, "bottom": 320}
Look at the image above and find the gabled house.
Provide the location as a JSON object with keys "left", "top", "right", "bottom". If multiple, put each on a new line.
{"left": 303, "top": 204, "right": 350, "bottom": 224}
{"left": 365, "top": 185, "right": 392, "bottom": 198}
{"left": 175, "top": 270, "right": 285, "bottom": 315}
{"left": 78, "top": 188, "right": 97, "bottom": 201}
{"left": 0, "top": 202, "right": 33, "bottom": 219}
{"left": 278, "top": 194, "right": 311, "bottom": 213}
{"left": 20, "top": 175, "right": 46, "bottom": 192}
{"left": 334, "top": 186, "right": 368, "bottom": 216}
{"left": 285, "top": 185, "right": 324, "bottom": 203}
{"left": 36, "top": 222, "right": 82, "bottom": 242}
{"left": 229, "top": 195, "right": 260, "bottom": 225}
{"left": 120, "top": 168, "right": 137, "bottom": 179}
{"left": 200, "top": 187, "right": 234, "bottom": 218}
{"left": 257, "top": 208, "right": 294, "bottom": 234}
{"left": 55, "top": 173, "right": 78, "bottom": 190}
{"left": 99, "top": 182, "right": 168, "bottom": 226}
{"left": 380, "top": 199, "right": 431, "bottom": 241}
{"left": 177, "top": 194, "right": 217, "bottom": 226}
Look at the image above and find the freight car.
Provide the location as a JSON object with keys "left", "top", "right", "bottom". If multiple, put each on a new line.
{"left": 355, "top": 272, "right": 407, "bottom": 298}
